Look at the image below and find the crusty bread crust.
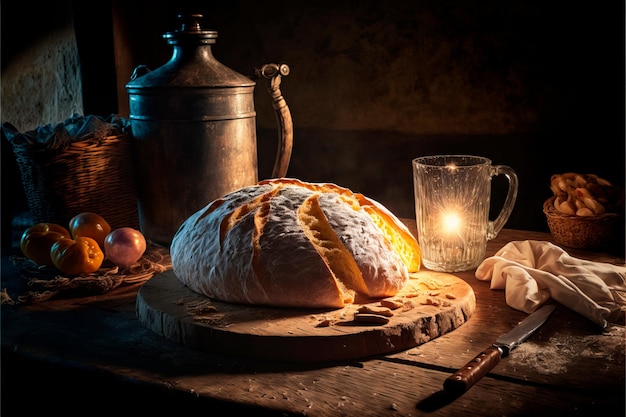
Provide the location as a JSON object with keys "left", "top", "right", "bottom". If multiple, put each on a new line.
{"left": 170, "top": 179, "right": 421, "bottom": 309}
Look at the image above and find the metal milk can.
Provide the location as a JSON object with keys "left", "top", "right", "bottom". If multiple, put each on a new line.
{"left": 126, "top": 14, "right": 293, "bottom": 245}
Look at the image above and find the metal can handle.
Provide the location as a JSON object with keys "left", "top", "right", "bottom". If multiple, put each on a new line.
{"left": 257, "top": 63, "right": 293, "bottom": 178}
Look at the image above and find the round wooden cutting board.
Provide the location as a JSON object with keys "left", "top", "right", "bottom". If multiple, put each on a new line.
{"left": 136, "top": 270, "right": 476, "bottom": 362}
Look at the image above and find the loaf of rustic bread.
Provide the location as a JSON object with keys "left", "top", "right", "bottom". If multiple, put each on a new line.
{"left": 170, "top": 178, "right": 421, "bottom": 309}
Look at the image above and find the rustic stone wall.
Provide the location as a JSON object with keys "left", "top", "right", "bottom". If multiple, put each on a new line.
{"left": 1, "top": 1, "right": 82, "bottom": 131}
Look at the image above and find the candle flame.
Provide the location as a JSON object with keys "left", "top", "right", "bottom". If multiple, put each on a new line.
{"left": 441, "top": 211, "right": 462, "bottom": 234}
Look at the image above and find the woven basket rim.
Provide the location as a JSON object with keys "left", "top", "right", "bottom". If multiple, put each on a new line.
{"left": 543, "top": 196, "right": 622, "bottom": 221}
{"left": 11, "top": 132, "right": 130, "bottom": 154}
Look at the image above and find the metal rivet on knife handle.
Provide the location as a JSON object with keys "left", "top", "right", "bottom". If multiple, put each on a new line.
{"left": 443, "top": 345, "right": 503, "bottom": 395}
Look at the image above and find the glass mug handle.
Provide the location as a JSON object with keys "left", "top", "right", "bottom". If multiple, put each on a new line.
{"left": 486, "top": 165, "right": 519, "bottom": 240}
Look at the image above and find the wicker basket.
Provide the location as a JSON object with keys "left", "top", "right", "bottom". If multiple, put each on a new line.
{"left": 543, "top": 196, "right": 623, "bottom": 249}
{"left": 11, "top": 131, "right": 139, "bottom": 230}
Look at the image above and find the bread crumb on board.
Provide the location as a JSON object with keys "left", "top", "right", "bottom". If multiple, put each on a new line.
{"left": 186, "top": 299, "right": 218, "bottom": 314}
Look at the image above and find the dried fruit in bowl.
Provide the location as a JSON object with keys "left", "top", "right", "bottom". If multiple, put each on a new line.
{"left": 549, "top": 173, "right": 624, "bottom": 216}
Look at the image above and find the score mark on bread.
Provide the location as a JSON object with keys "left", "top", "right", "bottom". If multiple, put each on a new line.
{"left": 170, "top": 178, "right": 422, "bottom": 309}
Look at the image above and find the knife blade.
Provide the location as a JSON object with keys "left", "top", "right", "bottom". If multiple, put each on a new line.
{"left": 443, "top": 303, "right": 556, "bottom": 395}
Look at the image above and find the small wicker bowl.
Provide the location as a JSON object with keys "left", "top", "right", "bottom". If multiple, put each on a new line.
{"left": 543, "top": 196, "right": 624, "bottom": 249}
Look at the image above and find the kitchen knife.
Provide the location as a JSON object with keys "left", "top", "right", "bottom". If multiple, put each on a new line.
{"left": 443, "top": 303, "right": 556, "bottom": 395}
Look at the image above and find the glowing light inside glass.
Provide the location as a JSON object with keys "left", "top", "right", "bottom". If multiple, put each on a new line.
{"left": 441, "top": 211, "right": 462, "bottom": 235}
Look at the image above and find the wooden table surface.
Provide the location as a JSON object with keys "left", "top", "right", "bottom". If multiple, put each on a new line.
{"left": 2, "top": 224, "right": 624, "bottom": 416}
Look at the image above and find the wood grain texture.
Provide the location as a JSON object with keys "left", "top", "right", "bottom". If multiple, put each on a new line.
{"left": 3, "top": 226, "right": 624, "bottom": 416}
{"left": 136, "top": 269, "right": 476, "bottom": 362}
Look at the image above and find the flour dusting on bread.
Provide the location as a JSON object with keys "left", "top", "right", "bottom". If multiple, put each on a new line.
{"left": 170, "top": 178, "right": 421, "bottom": 309}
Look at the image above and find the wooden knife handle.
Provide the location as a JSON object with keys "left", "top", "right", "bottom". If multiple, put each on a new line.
{"left": 443, "top": 345, "right": 503, "bottom": 395}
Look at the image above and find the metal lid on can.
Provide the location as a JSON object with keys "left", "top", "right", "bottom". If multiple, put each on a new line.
{"left": 125, "top": 14, "right": 254, "bottom": 90}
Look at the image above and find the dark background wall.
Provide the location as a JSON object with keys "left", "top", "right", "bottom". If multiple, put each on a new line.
{"left": 2, "top": 0, "right": 625, "bottom": 246}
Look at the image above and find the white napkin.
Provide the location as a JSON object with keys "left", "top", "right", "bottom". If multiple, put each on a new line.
{"left": 475, "top": 240, "right": 626, "bottom": 328}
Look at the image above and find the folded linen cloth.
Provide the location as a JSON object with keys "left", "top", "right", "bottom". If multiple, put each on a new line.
{"left": 475, "top": 240, "right": 626, "bottom": 328}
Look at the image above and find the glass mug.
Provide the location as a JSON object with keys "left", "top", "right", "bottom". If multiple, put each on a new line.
{"left": 413, "top": 155, "right": 518, "bottom": 272}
